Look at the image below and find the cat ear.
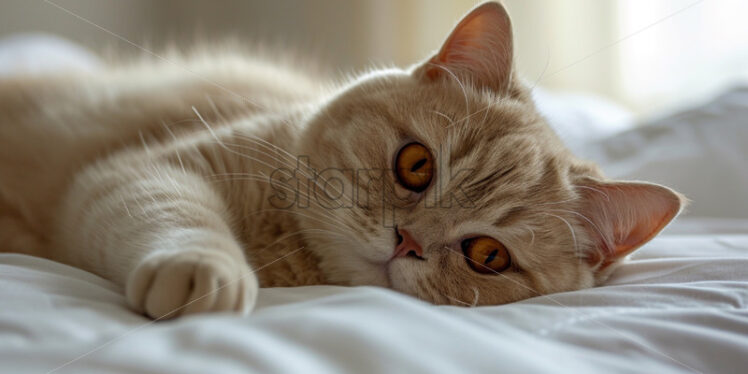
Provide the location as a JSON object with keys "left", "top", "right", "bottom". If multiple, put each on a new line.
{"left": 414, "top": 2, "right": 514, "bottom": 93}
{"left": 577, "top": 180, "right": 685, "bottom": 272}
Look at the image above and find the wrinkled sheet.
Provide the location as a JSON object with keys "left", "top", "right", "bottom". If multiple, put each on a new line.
{"left": 1, "top": 222, "right": 747, "bottom": 374}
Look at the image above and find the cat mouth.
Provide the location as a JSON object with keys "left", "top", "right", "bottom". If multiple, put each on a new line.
{"left": 383, "top": 260, "right": 419, "bottom": 293}
{"left": 359, "top": 227, "right": 428, "bottom": 290}
{"left": 384, "top": 254, "right": 426, "bottom": 292}
{"left": 384, "top": 266, "right": 394, "bottom": 289}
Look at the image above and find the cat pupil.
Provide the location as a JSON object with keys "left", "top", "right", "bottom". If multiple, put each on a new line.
{"left": 411, "top": 158, "right": 427, "bottom": 172}
{"left": 484, "top": 249, "right": 499, "bottom": 265}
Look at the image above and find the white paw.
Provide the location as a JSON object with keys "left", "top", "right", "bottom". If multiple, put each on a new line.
{"left": 126, "top": 250, "right": 258, "bottom": 319}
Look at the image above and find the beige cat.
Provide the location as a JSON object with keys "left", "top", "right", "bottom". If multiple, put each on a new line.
{"left": 0, "top": 2, "right": 683, "bottom": 319}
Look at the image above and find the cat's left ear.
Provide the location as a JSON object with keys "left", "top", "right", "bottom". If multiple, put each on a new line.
{"left": 577, "top": 180, "right": 685, "bottom": 275}
{"left": 413, "top": 2, "right": 514, "bottom": 93}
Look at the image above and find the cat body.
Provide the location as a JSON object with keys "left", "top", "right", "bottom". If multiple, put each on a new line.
{"left": 0, "top": 3, "right": 683, "bottom": 319}
{"left": 0, "top": 56, "right": 328, "bottom": 280}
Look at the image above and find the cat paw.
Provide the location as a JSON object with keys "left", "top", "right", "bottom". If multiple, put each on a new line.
{"left": 125, "top": 250, "right": 258, "bottom": 319}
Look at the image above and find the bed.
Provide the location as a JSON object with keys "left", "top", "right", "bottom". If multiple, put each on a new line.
{"left": 1, "top": 36, "right": 747, "bottom": 374}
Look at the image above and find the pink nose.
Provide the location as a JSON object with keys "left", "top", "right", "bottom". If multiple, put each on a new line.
{"left": 393, "top": 228, "right": 424, "bottom": 259}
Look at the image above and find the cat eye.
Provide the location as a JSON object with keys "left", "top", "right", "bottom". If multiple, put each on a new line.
{"left": 461, "top": 236, "right": 511, "bottom": 274}
{"left": 394, "top": 142, "right": 434, "bottom": 192}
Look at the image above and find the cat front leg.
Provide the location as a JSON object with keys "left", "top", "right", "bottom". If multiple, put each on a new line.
{"left": 53, "top": 159, "right": 257, "bottom": 319}
{"left": 126, "top": 228, "right": 257, "bottom": 318}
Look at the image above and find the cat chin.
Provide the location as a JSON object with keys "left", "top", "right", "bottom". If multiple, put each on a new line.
{"left": 381, "top": 259, "right": 427, "bottom": 297}
{"left": 312, "top": 245, "right": 391, "bottom": 287}
{"left": 343, "top": 265, "right": 390, "bottom": 288}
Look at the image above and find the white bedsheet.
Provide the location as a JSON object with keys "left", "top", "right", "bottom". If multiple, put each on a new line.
{"left": 1, "top": 220, "right": 747, "bottom": 374}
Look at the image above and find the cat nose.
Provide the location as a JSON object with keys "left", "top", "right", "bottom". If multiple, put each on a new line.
{"left": 393, "top": 228, "right": 424, "bottom": 259}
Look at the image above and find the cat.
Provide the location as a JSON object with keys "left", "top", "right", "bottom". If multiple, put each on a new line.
{"left": 0, "top": 2, "right": 683, "bottom": 319}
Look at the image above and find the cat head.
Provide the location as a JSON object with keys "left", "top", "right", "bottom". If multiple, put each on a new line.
{"left": 291, "top": 2, "right": 683, "bottom": 305}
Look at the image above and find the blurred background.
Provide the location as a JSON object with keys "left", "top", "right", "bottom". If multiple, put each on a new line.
{"left": 1, "top": 0, "right": 747, "bottom": 117}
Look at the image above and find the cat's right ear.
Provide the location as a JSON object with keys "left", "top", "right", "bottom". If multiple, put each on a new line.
{"left": 576, "top": 180, "right": 685, "bottom": 277}
{"left": 413, "top": 2, "right": 514, "bottom": 94}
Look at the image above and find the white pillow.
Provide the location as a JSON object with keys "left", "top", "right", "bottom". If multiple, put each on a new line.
{"left": 532, "top": 87, "right": 634, "bottom": 152}
{"left": 0, "top": 34, "right": 100, "bottom": 76}
{"left": 579, "top": 87, "right": 748, "bottom": 219}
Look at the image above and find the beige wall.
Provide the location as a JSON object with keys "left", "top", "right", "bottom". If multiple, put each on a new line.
{"left": 505, "top": 1, "right": 619, "bottom": 98}
{"left": 1, "top": 1, "right": 611, "bottom": 78}
{"left": 2, "top": 1, "right": 741, "bottom": 115}
{"left": 0, "top": 0, "right": 157, "bottom": 49}
{"left": 0, "top": 0, "right": 371, "bottom": 68}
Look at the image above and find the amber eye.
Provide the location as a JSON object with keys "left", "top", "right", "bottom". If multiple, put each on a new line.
{"left": 461, "top": 236, "right": 511, "bottom": 274}
{"left": 394, "top": 142, "right": 434, "bottom": 192}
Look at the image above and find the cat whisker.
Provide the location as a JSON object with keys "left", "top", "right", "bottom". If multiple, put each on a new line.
{"left": 232, "top": 132, "right": 299, "bottom": 165}
{"left": 247, "top": 208, "right": 351, "bottom": 237}
{"left": 161, "top": 121, "right": 187, "bottom": 174}
{"left": 535, "top": 197, "right": 577, "bottom": 206}
{"left": 193, "top": 107, "right": 289, "bottom": 173}
{"left": 419, "top": 278, "right": 446, "bottom": 305}
{"left": 426, "top": 63, "right": 470, "bottom": 125}
{"left": 220, "top": 140, "right": 298, "bottom": 170}
{"left": 195, "top": 108, "right": 356, "bottom": 213}
{"left": 469, "top": 287, "right": 480, "bottom": 307}
{"left": 453, "top": 101, "right": 495, "bottom": 129}
{"left": 545, "top": 208, "right": 605, "bottom": 244}
{"left": 230, "top": 136, "right": 298, "bottom": 173}
{"left": 292, "top": 229, "right": 350, "bottom": 243}
{"left": 208, "top": 173, "right": 353, "bottom": 228}
{"left": 430, "top": 110, "right": 456, "bottom": 128}
{"left": 221, "top": 171, "right": 355, "bottom": 221}
{"left": 576, "top": 185, "right": 611, "bottom": 201}
{"left": 253, "top": 228, "right": 346, "bottom": 255}
{"left": 525, "top": 226, "right": 536, "bottom": 247}
{"left": 229, "top": 129, "right": 357, "bottom": 209}
{"left": 445, "top": 294, "right": 471, "bottom": 307}
{"left": 444, "top": 287, "right": 480, "bottom": 308}
{"left": 210, "top": 171, "right": 357, "bottom": 225}
{"left": 540, "top": 212, "right": 580, "bottom": 258}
